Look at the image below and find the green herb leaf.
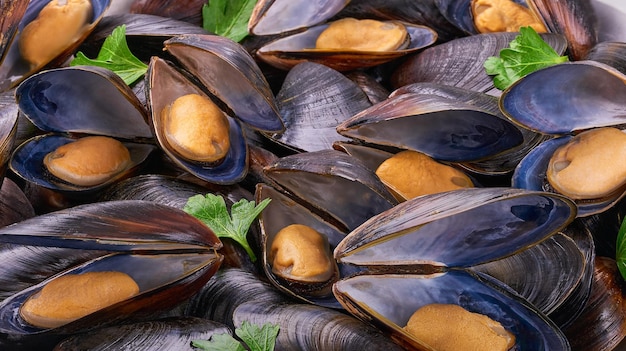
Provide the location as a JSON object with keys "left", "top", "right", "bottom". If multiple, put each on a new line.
{"left": 202, "top": 0, "right": 257, "bottom": 42}
{"left": 616, "top": 216, "right": 626, "bottom": 281}
{"left": 192, "top": 322, "right": 279, "bottom": 351}
{"left": 235, "top": 321, "right": 279, "bottom": 351}
{"left": 192, "top": 334, "right": 246, "bottom": 351}
{"left": 70, "top": 25, "right": 147, "bottom": 85}
{"left": 183, "top": 193, "right": 271, "bottom": 262}
{"left": 484, "top": 26, "right": 569, "bottom": 90}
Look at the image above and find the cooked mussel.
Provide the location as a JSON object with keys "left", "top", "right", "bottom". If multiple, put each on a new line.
{"left": 256, "top": 18, "right": 438, "bottom": 71}
{"left": 0, "top": 0, "right": 111, "bottom": 92}
{"left": 0, "top": 200, "right": 222, "bottom": 347}
{"left": 333, "top": 187, "right": 578, "bottom": 350}
{"left": 10, "top": 66, "right": 156, "bottom": 193}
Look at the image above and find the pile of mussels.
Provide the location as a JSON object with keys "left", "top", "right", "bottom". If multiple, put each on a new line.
{"left": 1, "top": 0, "right": 626, "bottom": 350}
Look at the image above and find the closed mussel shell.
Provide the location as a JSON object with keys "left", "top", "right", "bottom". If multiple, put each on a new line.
{"left": 0, "top": 200, "right": 222, "bottom": 343}
{"left": 146, "top": 56, "right": 248, "bottom": 185}
{"left": 0, "top": 90, "right": 19, "bottom": 184}
{"left": 0, "top": 0, "right": 111, "bottom": 92}
{"left": 163, "top": 34, "right": 284, "bottom": 133}
{"left": 269, "top": 61, "right": 372, "bottom": 152}
{"left": 11, "top": 66, "right": 156, "bottom": 193}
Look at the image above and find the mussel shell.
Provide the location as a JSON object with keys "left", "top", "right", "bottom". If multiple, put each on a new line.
{"left": 256, "top": 183, "right": 361, "bottom": 308}
{"left": 435, "top": 0, "right": 537, "bottom": 35}
{"left": 263, "top": 149, "right": 398, "bottom": 231}
{"left": 256, "top": 21, "right": 438, "bottom": 72}
{"left": 388, "top": 82, "right": 547, "bottom": 174}
{"left": 0, "top": 89, "right": 18, "bottom": 183}
{"left": 268, "top": 61, "right": 372, "bottom": 152}
{"left": 527, "top": 0, "right": 598, "bottom": 60}
{"left": 585, "top": 41, "right": 626, "bottom": 76}
{"left": 0, "top": 0, "right": 29, "bottom": 64}
{"left": 391, "top": 32, "right": 568, "bottom": 93}
{"left": 335, "top": 187, "right": 577, "bottom": 267}
{"left": 0, "top": 178, "right": 35, "bottom": 227}
{"left": 53, "top": 317, "right": 231, "bottom": 351}
{"left": 512, "top": 135, "right": 626, "bottom": 217}
{"left": 15, "top": 66, "right": 152, "bottom": 139}
{"left": 0, "top": 0, "right": 111, "bottom": 92}
{"left": 500, "top": 61, "right": 626, "bottom": 134}
{"left": 472, "top": 232, "right": 585, "bottom": 316}
{"left": 10, "top": 134, "right": 155, "bottom": 193}
{"left": 163, "top": 34, "right": 284, "bottom": 133}
{"left": 146, "top": 56, "right": 249, "bottom": 185}
{"left": 336, "top": 92, "right": 525, "bottom": 163}
{"left": 232, "top": 301, "right": 404, "bottom": 351}
{"left": 78, "top": 13, "right": 210, "bottom": 62}
{"left": 129, "top": 0, "right": 206, "bottom": 26}
{"left": 248, "top": 0, "right": 350, "bottom": 35}
{"left": 0, "top": 251, "right": 222, "bottom": 335}
{"left": 333, "top": 270, "right": 570, "bottom": 350}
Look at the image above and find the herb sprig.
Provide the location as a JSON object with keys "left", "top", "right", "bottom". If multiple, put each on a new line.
{"left": 484, "top": 26, "right": 569, "bottom": 90}
{"left": 192, "top": 321, "right": 280, "bottom": 351}
{"left": 71, "top": 25, "right": 147, "bottom": 85}
{"left": 202, "top": 0, "right": 258, "bottom": 42}
{"left": 183, "top": 194, "right": 270, "bottom": 262}
{"left": 616, "top": 216, "right": 626, "bottom": 280}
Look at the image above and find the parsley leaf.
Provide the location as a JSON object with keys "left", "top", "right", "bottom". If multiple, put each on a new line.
{"left": 202, "top": 0, "right": 257, "bottom": 42}
{"left": 70, "top": 25, "right": 147, "bottom": 85}
{"left": 616, "top": 216, "right": 626, "bottom": 280}
{"left": 484, "top": 26, "right": 569, "bottom": 90}
{"left": 192, "top": 334, "right": 246, "bottom": 351}
{"left": 192, "top": 322, "right": 279, "bottom": 351}
{"left": 183, "top": 193, "right": 270, "bottom": 262}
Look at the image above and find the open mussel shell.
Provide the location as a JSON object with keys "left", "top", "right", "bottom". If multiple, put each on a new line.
{"left": 248, "top": 0, "right": 350, "bottom": 35}
{"left": 391, "top": 32, "right": 567, "bottom": 93}
{"left": 268, "top": 61, "right": 372, "bottom": 152}
{"left": 0, "top": 200, "right": 222, "bottom": 342}
{"left": 0, "top": 89, "right": 18, "bottom": 184}
{"left": 53, "top": 316, "right": 231, "bottom": 351}
{"left": 333, "top": 271, "right": 570, "bottom": 350}
{"left": 512, "top": 135, "right": 626, "bottom": 217}
{"left": 0, "top": 0, "right": 111, "bottom": 92}
{"left": 263, "top": 149, "right": 398, "bottom": 231}
{"left": 163, "top": 34, "right": 284, "bottom": 133}
{"left": 256, "top": 21, "right": 438, "bottom": 72}
{"left": 256, "top": 183, "right": 361, "bottom": 308}
{"left": 146, "top": 56, "right": 248, "bottom": 185}
{"left": 500, "top": 61, "right": 626, "bottom": 134}
{"left": 336, "top": 92, "right": 524, "bottom": 163}
{"left": 333, "top": 187, "right": 577, "bottom": 350}
{"left": 10, "top": 134, "right": 154, "bottom": 193}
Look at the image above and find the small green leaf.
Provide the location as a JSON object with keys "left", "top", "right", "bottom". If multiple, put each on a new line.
{"left": 202, "top": 0, "right": 257, "bottom": 42}
{"left": 183, "top": 193, "right": 271, "bottom": 262}
{"left": 616, "top": 216, "right": 626, "bottom": 280}
{"left": 484, "top": 26, "right": 569, "bottom": 90}
{"left": 235, "top": 321, "right": 280, "bottom": 351}
{"left": 192, "top": 334, "right": 246, "bottom": 351}
{"left": 70, "top": 25, "right": 147, "bottom": 85}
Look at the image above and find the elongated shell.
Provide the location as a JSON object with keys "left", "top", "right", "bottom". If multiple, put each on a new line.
{"left": 146, "top": 56, "right": 248, "bottom": 185}
{"left": 0, "top": 200, "right": 222, "bottom": 339}
{"left": 248, "top": 0, "right": 350, "bottom": 35}
{"left": 263, "top": 149, "right": 398, "bottom": 231}
{"left": 0, "top": 0, "right": 111, "bottom": 92}
{"left": 163, "top": 34, "right": 284, "bottom": 133}
{"left": 268, "top": 61, "right": 372, "bottom": 152}
{"left": 336, "top": 92, "right": 524, "bottom": 163}
{"left": 256, "top": 21, "right": 437, "bottom": 72}
{"left": 500, "top": 61, "right": 626, "bottom": 134}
